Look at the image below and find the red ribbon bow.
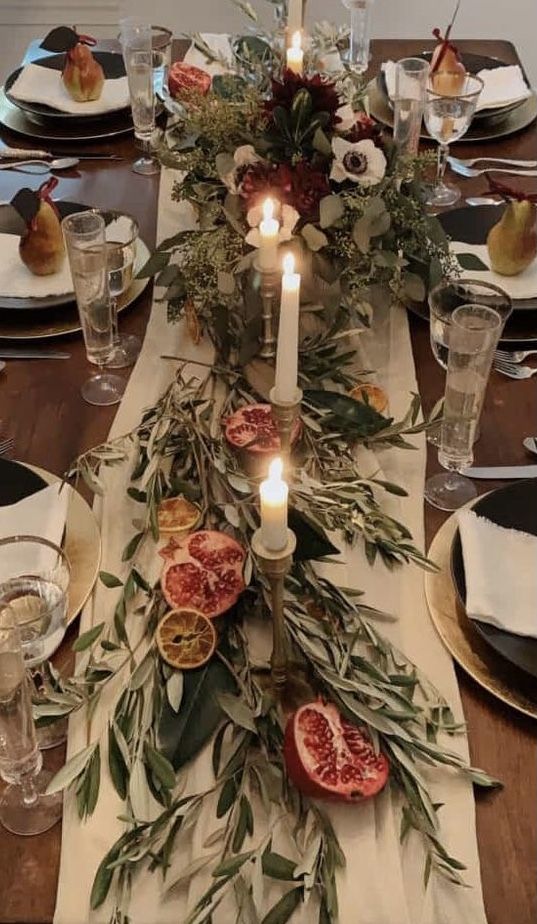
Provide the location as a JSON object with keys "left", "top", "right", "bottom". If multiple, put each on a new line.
{"left": 30, "top": 177, "right": 60, "bottom": 230}
{"left": 431, "top": 27, "right": 460, "bottom": 74}
{"left": 487, "top": 175, "right": 537, "bottom": 203}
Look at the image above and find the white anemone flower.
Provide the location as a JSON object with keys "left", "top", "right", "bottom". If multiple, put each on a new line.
{"left": 222, "top": 145, "right": 261, "bottom": 194}
{"left": 245, "top": 202, "right": 299, "bottom": 249}
{"left": 335, "top": 103, "right": 356, "bottom": 133}
{"left": 330, "top": 137, "right": 387, "bottom": 187}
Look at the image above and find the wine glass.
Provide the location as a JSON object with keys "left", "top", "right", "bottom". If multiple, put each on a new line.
{"left": 427, "top": 278, "right": 512, "bottom": 445}
{"left": 62, "top": 211, "right": 125, "bottom": 407}
{"left": 0, "top": 607, "right": 63, "bottom": 835}
{"left": 98, "top": 210, "right": 141, "bottom": 369}
{"left": 425, "top": 304, "right": 502, "bottom": 511}
{"left": 341, "top": 0, "right": 375, "bottom": 74}
{"left": 120, "top": 19, "right": 160, "bottom": 176}
{"left": 0, "top": 536, "right": 71, "bottom": 750}
{"left": 423, "top": 73, "right": 483, "bottom": 208}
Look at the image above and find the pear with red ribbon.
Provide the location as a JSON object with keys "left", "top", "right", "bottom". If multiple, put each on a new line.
{"left": 486, "top": 177, "right": 537, "bottom": 276}
{"left": 12, "top": 178, "right": 65, "bottom": 277}
{"left": 41, "top": 26, "right": 104, "bottom": 102}
{"left": 430, "top": 0, "right": 466, "bottom": 96}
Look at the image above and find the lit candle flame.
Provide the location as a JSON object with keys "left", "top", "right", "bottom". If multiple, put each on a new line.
{"left": 263, "top": 198, "right": 274, "bottom": 222}
{"left": 291, "top": 31, "right": 301, "bottom": 51}
{"left": 268, "top": 457, "right": 283, "bottom": 481}
{"left": 283, "top": 252, "right": 295, "bottom": 276}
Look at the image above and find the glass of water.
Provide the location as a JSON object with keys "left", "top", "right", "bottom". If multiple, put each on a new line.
{"left": 120, "top": 19, "right": 159, "bottom": 176}
{"left": 151, "top": 25, "right": 172, "bottom": 97}
{"left": 393, "top": 57, "right": 429, "bottom": 157}
{"left": 98, "top": 210, "right": 141, "bottom": 369}
{"left": 341, "top": 0, "right": 374, "bottom": 74}
{"left": 423, "top": 73, "right": 483, "bottom": 208}
{"left": 0, "top": 608, "right": 62, "bottom": 835}
{"left": 62, "top": 211, "right": 125, "bottom": 407}
{"left": 425, "top": 304, "right": 502, "bottom": 511}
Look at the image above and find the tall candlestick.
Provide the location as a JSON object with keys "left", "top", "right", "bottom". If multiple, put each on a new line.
{"left": 274, "top": 253, "right": 300, "bottom": 404}
{"left": 286, "top": 31, "right": 304, "bottom": 76}
{"left": 260, "top": 457, "right": 288, "bottom": 552}
{"left": 287, "top": 0, "right": 303, "bottom": 36}
{"left": 259, "top": 198, "right": 279, "bottom": 272}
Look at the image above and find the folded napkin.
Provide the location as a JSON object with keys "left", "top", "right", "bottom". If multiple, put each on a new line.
{"left": 0, "top": 483, "right": 69, "bottom": 581}
{"left": 458, "top": 507, "right": 537, "bottom": 638}
{"left": 0, "top": 232, "right": 73, "bottom": 298}
{"left": 184, "top": 33, "right": 233, "bottom": 76}
{"left": 451, "top": 240, "right": 537, "bottom": 301}
{"left": 9, "top": 62, "right": 129, "bottom": 115}
{"left": 382, "top": 60, "right": 530, "bottom": 113}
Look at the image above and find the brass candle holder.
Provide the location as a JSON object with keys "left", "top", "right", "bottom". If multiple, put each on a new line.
{"left": 269, "top": 386, "right": 303, "bottom": 457}
{"left": 251, "top": 527, "right": 296, "bottom": 694}
{"left": 254, "top": 259, "right": 280, "bottom": 359}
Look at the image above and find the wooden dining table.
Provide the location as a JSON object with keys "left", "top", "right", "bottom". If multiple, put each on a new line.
{"left": 0, "top": 36, "right": 535, "bottom": 924}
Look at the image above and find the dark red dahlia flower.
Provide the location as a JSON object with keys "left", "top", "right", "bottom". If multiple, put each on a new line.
{"left": 288, "top": 160, "right": 330, "bottom": 220}
{"left": 345, "top": 112, "right": 384, "bottom": 147}
{"left": 240, "top": 159, "right": 329, "bottom": 221}
{"left": 266, "top": 69, "right": 341, "bottom": 129}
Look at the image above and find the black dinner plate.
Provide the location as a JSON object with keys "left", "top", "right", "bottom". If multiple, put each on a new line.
{"left": 0, "top": 201, "right": 89, "bottom": 311}
{"left": 0, "top": 87, "right": 133, "bottom": 142}
{"left": 406, "top": 205, "right": 537, "bottom": 349}
{"left": 4, "top": 52, "right": 128, "bottom": 124}
{"left": 378, "top": 52, "right": 529, "bottom": 123}
{"left": 451, "top": 480, "right": 537, "bottom": 679}
{"left": 0, "top": 458, "right": 46, "bottom": 505}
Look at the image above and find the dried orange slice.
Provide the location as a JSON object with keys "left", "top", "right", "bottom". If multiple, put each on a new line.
{"left": 349, "top": 382, "right": 388, "bottom": 414}
{"left": 156, "top": 608, "right": 216, "bottom": 670}
{"left": 158, "top": 495, "right": 201, "bottom": 534}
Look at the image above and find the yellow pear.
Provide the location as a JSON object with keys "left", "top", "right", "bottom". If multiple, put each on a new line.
{"left": 62, "top": 42, "right": 104, "bottom": 102}
{"left": 487, "top": 200, "right": 537, "bottom": 277}
{"left": 19, "top": 199, "right": 65, "bottom": 277}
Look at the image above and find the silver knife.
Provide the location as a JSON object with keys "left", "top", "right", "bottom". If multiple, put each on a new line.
{"left": 463, "top": 465, "right": 537, "bottom": 480}
{"left": 0, "top": 349, "right": 70, "bottom": 360}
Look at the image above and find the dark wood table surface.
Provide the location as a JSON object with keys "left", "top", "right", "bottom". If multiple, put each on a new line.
{"left": 0, "top": 37, "right": 535, "bottom": 924}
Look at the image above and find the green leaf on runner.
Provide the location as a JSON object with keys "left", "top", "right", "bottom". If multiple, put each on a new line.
{"left": 304, "top": 389, "right": 392, "bottom": 438}
{"left": 260, "top": 887, "right": 303, "bottom": 924}
{"left": 99, "top": 571, "right": 124, "bottom": 588}
{"left": 288, "top": 507, "right": 340, "bottom": 561}
{"left": 72, "top": 622, "right": 105, "bottom": 652}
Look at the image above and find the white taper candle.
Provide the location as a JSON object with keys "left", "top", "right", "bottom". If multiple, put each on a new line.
{"left": 260, "top": 457, "right": 288, "bottom": 552}
{"left": 274, "top": 253, "right": 300, "bottom": 403}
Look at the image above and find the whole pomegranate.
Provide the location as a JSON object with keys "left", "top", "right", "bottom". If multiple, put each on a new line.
{"left": 284, "top": 700, "right": 389, "bottom": 802}
{"left": 160, "top": 529, "right": 245, "bottom": 618}
{"left": 168, "top": 62, "right": 212, "bottom": 98}
{"left": 225, "top": 403, "right": 301, "bottom": 456}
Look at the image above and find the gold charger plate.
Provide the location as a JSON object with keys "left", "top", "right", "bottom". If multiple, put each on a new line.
{"left": 0, "top": 240, "right": 151, "bottom": 340}
{"left": 425, "top": 509, "right": 537, "bottom": 719}
{"left": 25, "top": 463, "right": 101, "bottom": 627}
{"left": 367, "top": 79, "right": 537, "bottom": 143}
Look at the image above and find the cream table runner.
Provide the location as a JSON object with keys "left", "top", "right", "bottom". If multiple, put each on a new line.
{"left": 54, "top": 163, "right": 488, "bottom": 924}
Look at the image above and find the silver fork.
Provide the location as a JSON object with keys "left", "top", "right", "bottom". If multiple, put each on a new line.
{"left": 0, "top": 437, "right": 14, "bottom": 455}
{"left": 494, "top": 359, "right": 537, "bottom": 379}
{"left": 449, "top": 155, "right": 537, "bottom": 169}
{"left": 495, "top": 348, "right": 537, "bottom": 363}
{"left": 449, "top": 162, "right": 537, "bottom": 179}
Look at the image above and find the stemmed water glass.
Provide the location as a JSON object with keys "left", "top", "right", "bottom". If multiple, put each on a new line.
{"left": 62, "top": 211, "right": 125, "bottom": 407}
{"left": 99, "top": 210, "right": 141, "bottom": 369}
{"left": 423, "top": 73, "right": 483, "bottom": 208}
{"left": 0, "top": 608, "right": 63, "bottom": 835}
{"left": 341, "top": 0, "right": 375, "bottom": 74}
{"left": 120, "top": 19, "right": 160, "bottom": 176}
{"left": 427, "top": 278, "right": 512, "bottom": 445}
{"left": 425, "top": 304, "right": 502, "bottom": 511}
{"left": 0, "top": 536, "right": 71, "bottom": 750}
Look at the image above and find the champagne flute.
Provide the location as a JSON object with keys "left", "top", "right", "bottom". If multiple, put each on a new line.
{"left": 62, "top": 211, "right": 125, "bottom": 407}
{"left": 0, "top": 536, "right": 70, "bottom": 750}
{"left": 425, "top": 304, "right": 502, "bottom": 511}
{"left": 393, "top": 58, "right": 429, "bottom": 157}
{"left": 341, "top": 0, "right": 375, "bottom": 74}
{"left": 0, "top": 608, "right": 62, "bottom": 835}
{"left": 98, "top": 210, "right": 141, "bottom": 369}
{"left": 423, "top": 73, "right": 483, "bottom": 208}
{"left": 120, "top": 19, "right": 160, "bottom": 176}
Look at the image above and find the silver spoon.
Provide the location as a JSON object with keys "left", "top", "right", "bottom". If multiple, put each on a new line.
{"left": 465, "top": 197, "right": 503, "bottom": 207}
{"left": 523, "top": 436, "right": 537, "bottom": 456}
{"left": 0, "top": 157, "right": 79, "bottom": 174}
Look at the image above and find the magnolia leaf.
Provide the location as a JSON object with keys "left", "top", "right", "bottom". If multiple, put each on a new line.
{"left": 301, "top": 224, "right": 328, "bottom": 252}
{"left": 288, "top": 508, "right": 339, "bottom": 561}
{"left": 72, "top": 622, "right": 105, "bottom": 652}
{"left": 216, "top": 691, "right": 256, "bottom": 732}
{"left": 166, "top": 671, "right": 184, "bottom": 713}
{"left": 99, "top": 571, "right": 123, "bottom": 589}
{"left": 159, "top": 658, "right": 236, "bottom": 770}
{"left": 319, "top": 194, "right": 345, "bottom": 229}
{"left": 137, "top": 250, "right": 170, "bottom": 279}
{"left": 457, "top": 252, "right": 489, "bottom": 271}
{"left": 260, "top": 887, "right": 303, "bottom": 924}
{"left": 46, "top": 743, "right": 97, "bottom": 794}
{"left": 304, "top": 389, "right": 392, "bottom": 438}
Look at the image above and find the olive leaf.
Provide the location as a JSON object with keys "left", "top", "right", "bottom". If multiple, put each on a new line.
{"left": 72, "top": 622, "right": 105, "bottom": 652}
{"left": 260, "top": 887, "right": 303, "bottom": 924}
{"left": 304, "top": 389, "right": 392, "bottom": 438}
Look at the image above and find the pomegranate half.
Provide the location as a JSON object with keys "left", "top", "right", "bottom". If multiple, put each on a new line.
{"left": 284, "top": 700, "right": 389, "bottom": 802}
{"left": 160, "top": 529, "right": 245, "bottom": 619}
{"left": 225, "top": 403, "right": 301, "bottom": 456}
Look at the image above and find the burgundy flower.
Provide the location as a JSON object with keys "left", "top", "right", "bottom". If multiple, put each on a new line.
{"left": 345, "top": 112, "right": 384, "bottom": 148}
{"left": 288, "top": 160, "right": 330, "bottom": 220}
{"left": 266, "top": 70, "right": 341, "bottom": 129}
{"left": 240, "top": 159, "right": 329, "bottom": 221}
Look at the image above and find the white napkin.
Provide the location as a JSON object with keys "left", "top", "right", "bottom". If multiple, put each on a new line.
{"left": 458, "top": 507, "right": 537, "bottom": 638}
{"left": 451, "top": 241, "right": 537, "bottom": 301}
{"left": 184, "top": 33, "right": 233, "bottom": 76}
{"left": 382, "top": 60, "right": 530, "bottom": 113}
{"left": 0, "top": 232, "right": 73, "bottom": 298}
{"left": 9, "top": 62, "right": 129, "bottom": 116}
{"left": 0, "top": 483, "right": 69, "bottom": 581}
